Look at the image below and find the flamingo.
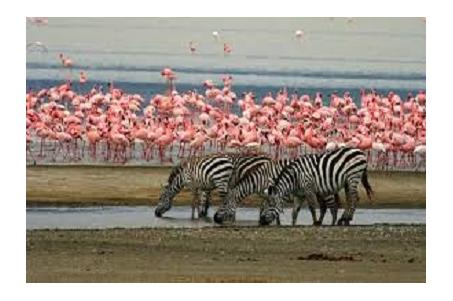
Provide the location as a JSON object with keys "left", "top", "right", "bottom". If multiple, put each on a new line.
{"left": 26, "top": 68, "right": 426, "bottom": 169}
{"left": 223, "top": 43, "right": 232, "bottom": 55}
{"left": 161, "top": 68, "right": 176, "bottom": 96}
{"left": 189, "top": 41, "right": 197, "bottom": 54}
{"left": 86, "top": 125, "right": 101, "bottom": 160}
{"left": 156, "top": 131, "right": 174, "bottom": 162}
{"left": 59, "top": 53, "right": 73, "bottom": 82}
{"left": 59, "top": 53, "right": 73, "bottom": 68}
{"left": 414, "top": 145, "right": 426, "bottom": 171}
{"left": 79, "top": 71, "right": 87, "bottom": 85}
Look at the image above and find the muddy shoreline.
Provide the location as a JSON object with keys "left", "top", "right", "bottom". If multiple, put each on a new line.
{"left": 26, "top": 225, "right": 426, "bottom": 282}
{"left": 27, "top": 165, "right": 426, "bottom": 208}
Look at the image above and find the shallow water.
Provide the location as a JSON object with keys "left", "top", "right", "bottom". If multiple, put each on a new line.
{"left": 26, "top": 18, "right": 425, "bottom": 100}
{"left": 26, "top": 206, "right": 425, "bottom": 229}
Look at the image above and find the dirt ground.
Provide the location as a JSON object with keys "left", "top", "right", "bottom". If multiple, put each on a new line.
{"left": 26, "top": 165, "right": 425, "bottom": 208}
{"left": 26, "top": 225, "right": 425, "bottom": 283}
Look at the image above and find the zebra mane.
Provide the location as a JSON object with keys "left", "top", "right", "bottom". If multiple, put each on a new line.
{"left": 168, "top": 164, "right": 183, "bottom": 184}
{"left": 270, "top": 159, "right": 299, "bottom": 194}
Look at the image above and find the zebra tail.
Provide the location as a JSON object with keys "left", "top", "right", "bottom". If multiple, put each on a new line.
{"left": 361, "top": 169, "right": 374, "bottom": 203}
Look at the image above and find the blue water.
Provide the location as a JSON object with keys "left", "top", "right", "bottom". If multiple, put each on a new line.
{"left": 26, "top": 79, "right": 421, "bottom": 110}
{"left": 26, "top": 18, "right": 425, "bottom": 104}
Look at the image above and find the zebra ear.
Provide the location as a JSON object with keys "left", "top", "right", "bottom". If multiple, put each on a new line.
{"left": 263, "top": 188, "right": 269, "bottom": 195}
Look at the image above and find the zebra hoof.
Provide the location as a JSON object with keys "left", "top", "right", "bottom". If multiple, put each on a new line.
{"left": 213, "top": 212, "right": 224, "bottom": 224}
{"left": 313, "top": 221, "right": 322, "bottom": 226}
{"left": 155, "top": 210, "right": 162, "bottom": 218}
{"left": 259, "top": 216, "right": 271, "bottom": 226}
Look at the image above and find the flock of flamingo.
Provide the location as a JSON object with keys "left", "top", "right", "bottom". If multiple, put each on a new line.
{"left": 26, "top": 18, "right": 426, "bottom": 171}
{"left": 26, "top": 60, "right": 426, "bottom": 170}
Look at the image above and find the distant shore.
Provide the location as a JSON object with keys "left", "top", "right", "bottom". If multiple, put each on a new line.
{"left": 26, "top": 165, "right": 425, "bottom": 208}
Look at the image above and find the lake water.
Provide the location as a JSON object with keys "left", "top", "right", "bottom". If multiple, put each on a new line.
{"left": 26, "top": 206, "right": 426, "bottom": 229}
{"left": 26, "top": 17, "right": 425, "bottom": 102}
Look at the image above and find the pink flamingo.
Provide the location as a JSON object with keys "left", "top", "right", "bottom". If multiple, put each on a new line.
{"left": 223, "top": 43, "right": 232, "bottom": 55}
{"left": 59, "top": 53, "right": 73, "bottom": 82}
{"left": 156, "top": 130, "right": 174, "bottom": 163}
{"left": 79, "top": 71, "right": 87, "bottom": 85}
{"left": 86, "top": 125, "right": 101, "bottom": 160}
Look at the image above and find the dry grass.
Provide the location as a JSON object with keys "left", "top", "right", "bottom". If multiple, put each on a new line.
{"left": 26, "top": 225, "right": 425, "bottom": 282}
{"left": 26, "top": 165, "right": 425, "bottom": 208}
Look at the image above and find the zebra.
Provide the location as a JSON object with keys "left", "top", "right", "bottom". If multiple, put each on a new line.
{"left": 154, "top": 152, "right": 271, "bottom": 219}
{"left": 212, "top": 154, "right": 277, "bottom": 224}
{"left": 213, "top": 156, "right": 341, "bottom": 225}
{"left": 154, "top": 154, "right": 232, "bottom": 219}
{"left": 260, "top": 147, "right": 373, "bottom": 226}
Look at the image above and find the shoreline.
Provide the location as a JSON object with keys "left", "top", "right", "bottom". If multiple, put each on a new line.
{"left": 26, "top": 165, "right": 426, "bottom": 208}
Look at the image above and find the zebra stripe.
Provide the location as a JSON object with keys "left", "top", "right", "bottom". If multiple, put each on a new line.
{"left": 155, "top": 153, "right": 234, "bottom": 218}
{"left": 262, "top": 147, "right": 373, "bottom": 226}
{"left": 212, "top": 153, "right": 275, "bottom": 223}
{"left": 214, "top": 156, "right": 340, "bottom": 225}
{"left": 155, "top": 152, "right": 272, "bottom": 219}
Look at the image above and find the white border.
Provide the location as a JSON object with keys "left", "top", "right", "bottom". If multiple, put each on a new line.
{"left": 4, "top": 0, "right": 452, "bottom": 299}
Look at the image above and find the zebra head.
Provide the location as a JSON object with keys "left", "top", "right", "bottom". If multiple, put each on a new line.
{"left": 260, "top": 186, "right": 279, "bottom": 225}
{"left": 264, "top": 163, "right": 297, "bottom": 203}
{"left": 213, "top": 206, "right": 235, "bottom": 224}
{"left": 213, "top": 190, "right": 237, "bottom": 224}
{"left": 259, "top": 207, "right": 280, "bottom": 226}
{"left": 155, "top": 183, "right": 172, "bottom": 217}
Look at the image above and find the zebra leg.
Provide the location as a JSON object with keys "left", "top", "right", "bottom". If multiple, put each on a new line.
{"left": 191, "top": 190, "right": 198, "bottom": 220}
{"left": 292, "top": 202, "right": 301, "bottom": 226}
{"left": 304, "top": 192, "right": 318, "bottom": 225}
{"left": 339, "top": 181, "right": 359, "bottom": 226}
{"left": 308, "top": 206, "right": 317, "bottom": 225}
{"left": 259, "top": 197, "right": 267, "bottom": 216}
{"left": 338, "top": 186, "right": 351, "bottom": 226}
{"left": 196, "top": 202, "right": 200, "bottom": 219}
{"left": 290, "top": 193, "right": 302, "bottom": 226}
{"left": 329, "top": 193, "right": 341, "bottom": 226}
{"left": 213, "top": 184, "right": 236, "bottom": 224}
{"left": 316, "top": 194, "right": 329, "bottom": 226}
{"left": 199, "top": 190, "right": 211, "bottom": 218}
{"left": 330, "top": 206, "right": 338, "bottom": 226}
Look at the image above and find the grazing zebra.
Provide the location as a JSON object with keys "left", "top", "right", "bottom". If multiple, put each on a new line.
{"left": 260, "top": 147, "right": 373, "bottom": 226}
{"left": 213, "top": 157, "right": 341, "bottom": 225}
{"left": 213, "top": 154, "right": 276, "bottom": 224}
{"left": 154, "top": 152, "right": 271, "bottom": 219}
{"left": 154, "top": 154, "right": 232, "bottom": 219}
